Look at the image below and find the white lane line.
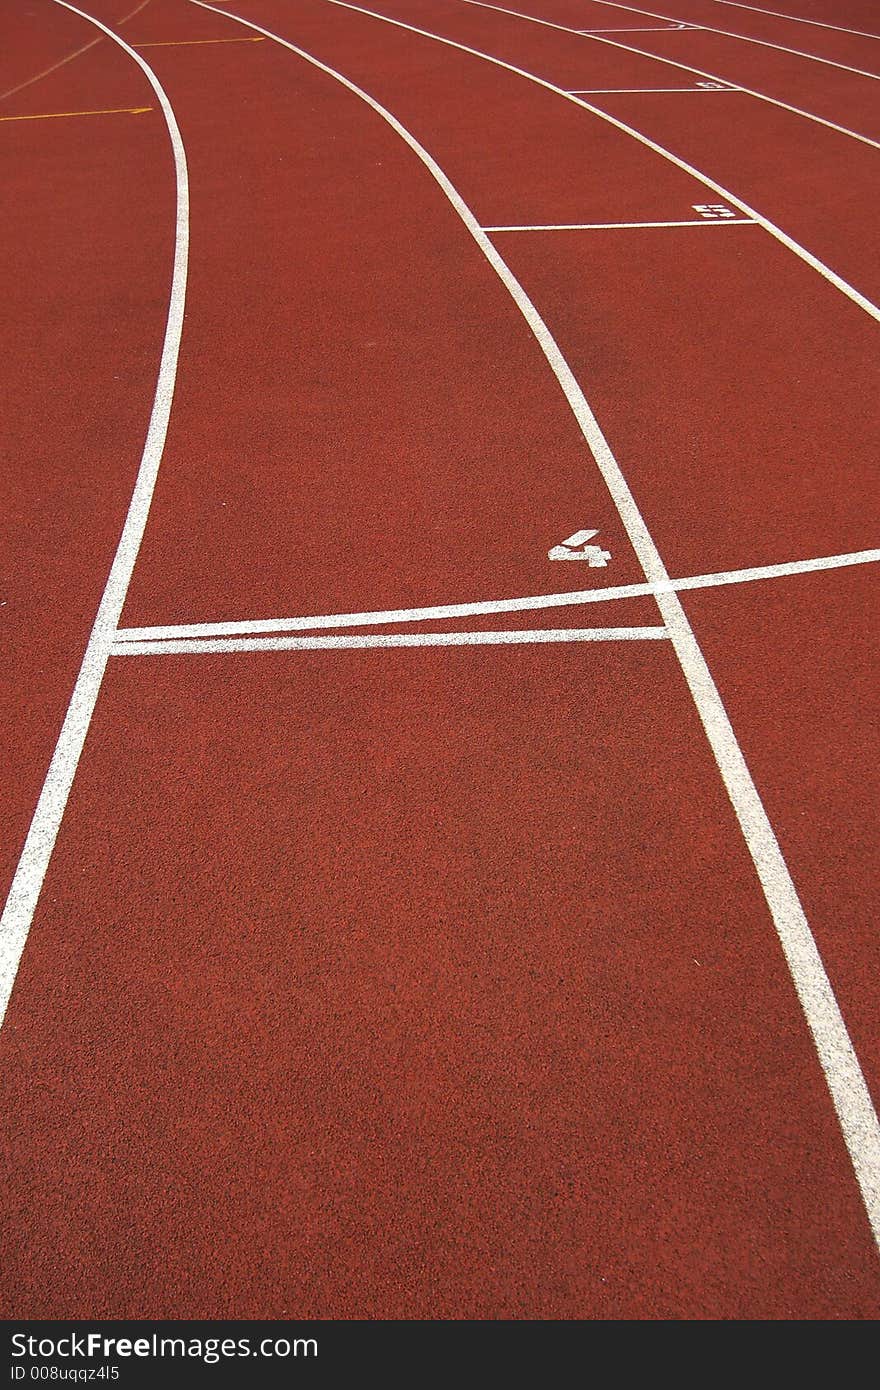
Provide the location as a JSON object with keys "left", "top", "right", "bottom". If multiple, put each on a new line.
{"left": 0, "top": 0, "right": 188, "bottom": 1029}
{"left": 192, "top": 0, "right": 880, "bottom": 1250}
{"left": 484, "top": 218, "right": 755, "bottom": 228}
{"left": 0, "top": 0, "right": 151, "bottom": 103}
{"left": 579, "top": 24, "right": 702, "bottom": 29}
{"left": 567, "top": 85, "right": 741, "bottom": 91}
{"left": 113, "top": 627, "right": 670, "bottom": 655}
{"left": 715, "top": 1, "right": 880, "bottom": 41}
{"left": 581, "top": 0, "right": 880, "bottom": 77}
{"left": 460, "top": 1, "right": 880, "bottom": 151}
{"left": 115, "top": 548, "right": 880, "bottom": 642}
{"left": 327, "top": 0, "right": 880, "bottom": 319}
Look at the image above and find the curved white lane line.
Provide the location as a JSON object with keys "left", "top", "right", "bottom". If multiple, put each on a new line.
{"left": 583, "top": 0, "right": 880, "bottom": 78}
{"left": 309, "top": 0, "right": 880, "bottom": 322}
{"left": 0, "top": 1, "right": 189, "bottom": 1026}
{"left": 459, "top": 0, "right": 880, "bottom": 151}
{"left": 715, "top": 1, "right": 880, "bottom": 43}
{"left": 0, "top": 0, "right": 152, "bottom": 103}
{"left": 194, "top": 0, "right": 880, "bottom": 1246}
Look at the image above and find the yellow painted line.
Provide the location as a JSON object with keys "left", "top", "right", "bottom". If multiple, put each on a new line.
{"left": 0, "top": 106, "right": 152, "bottom": 122}
{"left": 133, "top": 36, "right": 266, "bottom": 46}
{"left": 0, "top": 0, "right": 152, "bottom": 103}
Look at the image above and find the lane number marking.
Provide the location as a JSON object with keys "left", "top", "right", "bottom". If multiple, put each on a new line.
{"left": 548, "top": 528, "right": 612, "bottom": 564}
{"left": 693, "top": 202, "right": 737, "bottom": 218}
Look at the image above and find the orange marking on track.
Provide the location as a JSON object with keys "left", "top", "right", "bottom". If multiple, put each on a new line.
{"left": 0, "top": 0, "right": 152, "bottom": 104}
{"left": 0, "top": 105, "right": 152, "bottom": 121}
{"left": 133, "top": 36, "right": 266, "bottom": 46}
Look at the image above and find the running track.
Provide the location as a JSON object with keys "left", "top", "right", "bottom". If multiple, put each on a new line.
{"left": 1, "top": 0, "right": 878, "bottom": 1318}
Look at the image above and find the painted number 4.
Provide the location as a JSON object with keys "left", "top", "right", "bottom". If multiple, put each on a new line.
{"left": 548, "top": 529, "right": 611, "bottom": 565}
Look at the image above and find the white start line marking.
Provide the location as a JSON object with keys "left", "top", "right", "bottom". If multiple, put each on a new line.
{"left": 548, "top": 529, "right": 612, "bottom": 564}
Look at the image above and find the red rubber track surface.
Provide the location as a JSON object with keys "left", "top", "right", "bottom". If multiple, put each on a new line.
{"left": 0, "top": 8, "right": 174, "bottom": 914}
{"left": 527, "top": 0, "right": 880, "bottom": 82}
{"left": 3, "top": 646, "right": 877, "bottom": 1319}
{"left": 1, "top": 0, "right": 878, "bottom": 1319}
{"left": 0, "top": 0, "right": 154, "bottom": 100}
{"left": 351, "top": 0, "right": 880, "bottom": 302}
{"left": 758, "top": 0, "right": 880, "bottom": 31}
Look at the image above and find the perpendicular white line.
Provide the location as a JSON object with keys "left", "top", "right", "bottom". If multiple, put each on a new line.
{"left": 483, "top": 219, "right": 755, "bottom": 229}
{"left": 112, "top": 627, "right": 670, "bottom": 655}
{"left": 359, "top": 0, "right": 880, "bottom": 319}
{"left": 567, "top": 86, "right": 740, "bottom": 92}
{"left": 0, "top": 1, "right": 188, "bottom": 1029}
{"left": 581, "top": 0, "right": 880, "bottom": 77}
{"left": 192, "top": 0, "right": 880, "bottom": 1249}
{"left": 460, "top": 1, "right": 880, "bottom": 152}
{"left": 114, "top": 548, "right": 880, "bottom": 642}
{"left": 715, "top": 1, "right": 880, "bottom": 42}
{"left": 578, "top": 24, "right": 701, "bottom": 30}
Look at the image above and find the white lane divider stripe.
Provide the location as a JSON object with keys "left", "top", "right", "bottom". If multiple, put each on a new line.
{"left": 112, "top": 627, "right": 670, "bottom": 655}
{"left": 459, "top": 0, "right": 880, "bottom": 152}
{"left": 0, "top": 0, "right": 188, "bottom": 1029}
{"left": 325, "top": 0, "right": 880, "bottom": 320}
{"left": 115, "top": 548, "right": 880, "bottom": 643}
{"left": 716, "top": 0, "right": 880, "bottom": 43}
{"left": 203, "top": 2, "right": 880, "bottom": 1248}
{"left": 0, "top": 0, "right": 152, "bottom": 103}
{"left": 579, "top": 0, "right": 880, "bottom": 78}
